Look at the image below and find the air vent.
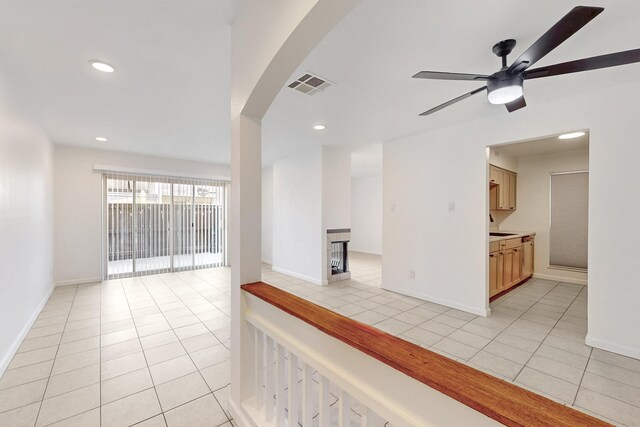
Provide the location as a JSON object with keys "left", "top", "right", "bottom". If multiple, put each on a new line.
{"left": 287, "top": 72, "right": 333, "bottom": 96}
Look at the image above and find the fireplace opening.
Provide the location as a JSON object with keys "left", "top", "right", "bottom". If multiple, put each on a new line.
{"left": 327, "top": 228, "right": 350, "bottom": 283}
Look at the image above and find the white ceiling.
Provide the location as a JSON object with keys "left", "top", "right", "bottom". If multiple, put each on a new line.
{"left": 493, "top": 132, "right": 589, "bottom": 159}
{"left": 263, "top": 0, "right": 640, "bottom": 164}
{"left": 0, "top": 0, "right": 242, "bottom": 163}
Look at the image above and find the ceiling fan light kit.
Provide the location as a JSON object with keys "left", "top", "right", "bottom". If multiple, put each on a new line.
{"left": 413, "top": 6, "right": 640, "bottom": 116}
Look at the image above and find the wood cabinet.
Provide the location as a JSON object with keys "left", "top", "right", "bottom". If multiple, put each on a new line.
{"left": 489, "top": 235, "right": 534, "bottom": 297}
{"left": 489, "top": 165, "right": 517, "bottom": 211}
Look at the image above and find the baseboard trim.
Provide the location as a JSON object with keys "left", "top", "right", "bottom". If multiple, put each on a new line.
{"left": 0, "top": 284, "right": 55, "bottom": 378}
{"left": 261, "top": 258, "right": 272, "bottom": 266}
{"left": 585, "top": 334, "right": 640, "bottom": 360}
{"left": 381, "top": 286, "right": 490, "bottom": 317}
{"left": 271, "top": 266, "right": 322, "bottom": 286}
{"left": 532, "top": 273, "right": 587, "bottom": 286}
{"left": 228, "top": 397, "right": 255, "bottom": 427}
{"left": 55, "top": 276, "right": 102, "bottom": 287}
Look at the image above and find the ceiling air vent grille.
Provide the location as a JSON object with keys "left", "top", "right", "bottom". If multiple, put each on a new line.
{"left": 288, "top": 72, "right": 332, "bottom": 96}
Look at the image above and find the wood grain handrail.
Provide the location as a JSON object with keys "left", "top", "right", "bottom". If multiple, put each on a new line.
{"left": 242, "top": 282, "right": 611, "bottom": 427}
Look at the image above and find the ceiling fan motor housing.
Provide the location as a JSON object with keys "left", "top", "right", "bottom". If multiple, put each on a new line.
{"left": 487, "top": 71, "right": 524, "bottom": 104}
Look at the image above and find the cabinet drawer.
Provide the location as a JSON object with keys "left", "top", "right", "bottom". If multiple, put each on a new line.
{"left": 489, "top": 241, "right": 500, "bottom": 252}
{"left": 503, "top": 237, "right": 522, "bottom": 249}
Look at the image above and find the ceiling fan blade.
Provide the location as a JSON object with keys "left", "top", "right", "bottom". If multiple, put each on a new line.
{"left": 507, "top": 6, "right": 604, "bottom": 74}
{"left": 419, "top": 86, "right": 486, "bottom": 116}
{"left": 505, "top": 96, "right": 526, "bottom": 112}
{"left": 413, "top": 71, "right": 490, "bottom": 81}
{"left": 524, "top": 48, "right": 640, "bottom": 80}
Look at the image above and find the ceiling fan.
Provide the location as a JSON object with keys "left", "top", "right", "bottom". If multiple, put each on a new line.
{"left": 413, "top": 6, "right": 640, "bottom": 116}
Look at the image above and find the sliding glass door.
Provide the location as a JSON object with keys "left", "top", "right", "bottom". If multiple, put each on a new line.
{"left": 104, "top": 173, "right": 227, "bottom": 279}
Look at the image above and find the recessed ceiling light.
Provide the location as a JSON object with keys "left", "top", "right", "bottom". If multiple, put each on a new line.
{"left": 313, "top": 125, "right": 326, "bottom": 130}
{"left": 89, "top": 60, "right": 115, "bottom": 73}
{"left": 95, "top": 137, "right": 108, "bottom": 142}
{"left": 558, "top": 131, "right": 585, "bottom": 140}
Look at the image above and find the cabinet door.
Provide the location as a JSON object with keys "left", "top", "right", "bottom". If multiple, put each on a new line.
{"left": 513, "top": 247, "right": 522, "bottom": 282}
{"left": 498, "top": 170, "right": 507, "bottom": 209}
{"left": 503, "top": 249, "right": 514, "bottom": 287}
{"left": 508, "top": 172, "right": 517, "bottom": 210}
{"left": 489, "top": 251, "right": 499, "bottom": 294}
{"left": 490, "top": 165, "right": 499, "bottom": 184}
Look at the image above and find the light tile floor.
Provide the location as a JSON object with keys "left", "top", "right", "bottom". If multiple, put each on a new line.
{"left": 2, "top": 252, "right": 639, "bottom": 426}
{"left": 0, "top": 268, "right": 234, "bottom": 427}
{"left": 264, "top": 252, "right": 640, "bottom": 427}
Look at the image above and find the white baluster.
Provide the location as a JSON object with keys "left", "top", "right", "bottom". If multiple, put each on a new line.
{"left": 338, "top": 389, "right": 350, "bottom": 427}
{"left": 265, "top": 336, "right": 275, "bottom": 421}
{"left": 276, "top": 344, "right": 286, "bottom": 426}
{"left": 288, "top": 352, "right": 299, "bottom": 426}
{"left": 362, "top": 408, "right": 376, "bottom": 427}
{"left": 255, "top": 328, "right": 264, "bottom": 410}
{"left": 302, "top": 363, "right": 313, "bottom": 426}
{"left": 319, "top": 376, "right": 330, "bottom": 427}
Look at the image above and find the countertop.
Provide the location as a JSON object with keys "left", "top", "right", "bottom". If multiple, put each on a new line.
{"left": 489, "top": 230, "right": 536, "bottom": 243}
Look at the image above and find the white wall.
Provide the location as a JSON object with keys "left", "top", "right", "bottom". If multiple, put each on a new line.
{"left": 262, "top": 166, "right": 273, "bottom": 264}
{"left": 53, "top": 145, "right": 230, "bottom": 285}
{"left": 500, "top": 149, "right": 589, "bottom": 285}
{"left": 322, "top": 147, "right": 351, "bottom": 230}
{"left": 0, "top": 98, "right": 54, "bottom": 375}
{"left": 272, "top": 146, "right": 323, "bottom": 284}
{"left": 350, "top": 174, "right": 382, "bottom": 255}
{"left": 383, "top": 80, "right": 640, "bottom": 358}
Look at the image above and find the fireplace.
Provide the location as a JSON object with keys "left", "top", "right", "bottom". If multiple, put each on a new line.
{"left": 327, "top": 229, "right": 350, "bottom": 282}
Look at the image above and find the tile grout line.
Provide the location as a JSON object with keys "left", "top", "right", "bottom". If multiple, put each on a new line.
{"left": 33, "top": 284, "right": 80, "bottom": 427}
{"left": 572, "top": 346, "right": 593, "bottom": 406}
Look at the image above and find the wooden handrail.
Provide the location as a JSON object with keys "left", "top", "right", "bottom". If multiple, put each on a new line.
{"left": 242, "top": 282, "right": 611, "bottom": 427}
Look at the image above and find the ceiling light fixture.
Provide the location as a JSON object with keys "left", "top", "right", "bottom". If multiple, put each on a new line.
{"left": 558, "top": 131, "right": 586, "bottom": 140}
{"left": 95, "top": 137, "right": 108, "bottom": 142}
{"left": 487, "top": 75, "right": 524, "bottom": 105}
{"left": 313, "top": 125, "right": 326, "bottom": 130}
{"left": 89, "top": 60, "right": 115, "bottom": 73}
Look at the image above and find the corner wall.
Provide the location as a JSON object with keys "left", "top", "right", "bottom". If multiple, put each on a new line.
{"left": 0, "top": 101, "right": 54, "bottom": 375}
{"left": 53, "top": 145, "right": 230, "bottom": 285}
{"left": 382, "top": 80, "right": 640, "bottom": 358}
{"left": 350, "top": 174, "right": 382, "bottom": 255}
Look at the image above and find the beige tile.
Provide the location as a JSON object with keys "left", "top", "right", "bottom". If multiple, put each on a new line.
{"left": 189, "top": 345, "right": 229, "bottom": 370}
{"left": 45, "top": 364, "right": 100, "bottom": 398}
{"left": 0, "top": 360, "right": 53, "bottom": 390}
{"left": 47, "top": 408, "right": 100, "bottom": 427}
{"left": 213, "top": 385, "right": 231, "bottom": 418}
{"left": 534, "top": 344, "right": 589, "bottom": 370}
{"left": 26, "top": 324, "right": 66, "bottom": 340}
{"left": 8, "top": 345, "right": 58, "bottom": 369}
{"left": 493, "top": 332, "right": 540, "bottom": 353}
{"left": 575, "top": 388, "right": 640, "bottom": 427}
{"left": 144, "top": 341, "right": 186, "bottom": 366}
{"left": 515, "top": 367, "right": 578, "bottom": 403}
{"left": 156, "top": 372, "right": 210, "bottom": 411}
{"left": 482, "top": 341, "right": 532, "bottom": 365}
{"left": 174, "top": 323, "right": 208, "bottom": 340}
{"left": 0, "top": 402, "right": 40, "bottom": 427}
{"left": 101, "top": 388, "right": 161, "bottom": 427}
{"left": 57, "top": 336, "right": 100, "bottom": 357}
{"left": 200, "top": 360, "right": 230, "bottom": 392}
{"left": 581, "top": 372, "right": 640, "bottom": 407}
{"left": 400, "top": 327, "right": 443, "bottom": 347}
{"left": 373, "top": 318, "right": 413, "bottom": 335}
{"left": 101, "top": 328, "right": 138, "bottom": 347}
{"left": 60, "top": 325, "right": 100, "bottom": 344}
{"left": 542, "top": 334, "right": 592, "bottom": 358}
{"left": 586, "top": 359, "right": 640, "bottom": 389}
{"left": 0, "top": 378, "right": 47, "bottom": 413}
{"left": 432, "top": 338, "right": 479, "bottom": 361}
{"left": 101, "top": 338, "right": 142, "bottom": 362}
{"left": 418, "top": 319, "right": 457, "bottom": 337}
{"left": 164, "top": 394, "right": 228, "bottom": 427}
{"left": 51, "top": 348, "right": 100, "bottom": 375}
{"left": 136, "top": 321, "right": 171, "bottom": 338}
{"left": 526, "top": 355, "right": 584, "bottom": 385}
{"left": 591, "top": 348, "right": 640, "bottom": 373}
{"left": 17, "top": 334, "right": 62, "bottom": 353}
{"left": 134, "top": 415, "right": 167, "bottom": 426}
{"left": 101, "top": 367, "right": 154, "bottom": 404}
{"left": 431, "top": 314, "right": 468, "bottom": 328}
{"left": 140, "top": 331, "right": 178, "bottom": 351}
{"left": 469, "top": 351, "right": 522, "bottom": 380}
{"left": 448, "top": 330, "right": 491, "bottom": 350}
{"left": 180, "top": 333, "right": 219, "bottom": 353}
{"left": 101, "top": 352, "right": 147, "bottom": 381}
{"left": 149, "top": 355, "right": 197, "bottom": 385}
{"left": 36, "top": 383, "right": 100, "bottom": 427}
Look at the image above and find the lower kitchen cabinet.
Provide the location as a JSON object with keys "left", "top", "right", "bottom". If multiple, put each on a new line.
{"left": 489, "top": 236, "right": 534, "bottom": 297}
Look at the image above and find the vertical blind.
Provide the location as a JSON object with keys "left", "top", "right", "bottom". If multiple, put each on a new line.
{"left": 103, "top": 172, "right": 227, "bottom": 279}
{"left": 549, "top": 171, "right": 589, "bottom": 270}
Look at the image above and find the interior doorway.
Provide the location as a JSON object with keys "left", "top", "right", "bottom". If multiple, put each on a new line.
{"left": 103, "top": 173, "right": 227, "bottom": 279}
{"left": 486, "top": 131, "right": 590, "bottom": 302}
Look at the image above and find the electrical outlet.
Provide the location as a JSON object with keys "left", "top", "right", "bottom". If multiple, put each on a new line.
{"left": 409, "top": 270, "right": 416, "bottom": 279}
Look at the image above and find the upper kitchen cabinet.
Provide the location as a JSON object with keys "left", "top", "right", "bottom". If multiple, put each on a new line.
{"left": 489, "top": 164, "right": 517, "bottom": 211}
